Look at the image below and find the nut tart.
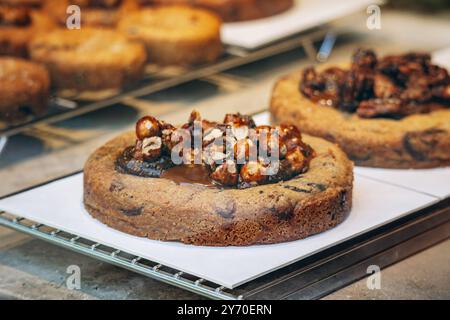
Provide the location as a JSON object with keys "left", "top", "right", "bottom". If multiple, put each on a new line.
{"left": 84, "top": 111, "right": 353, "bottom": 246}
{"left": 0, "top": 5, "right": 55, "bottom": 57}
{"left": 0, "top": 57, "right": 50, "bottom": 122}
{"left": 139, "top": 0, "right": 294, "bottom": 22}
{"left": 118, "top": 5, "right": 222, "bottom": 66}
{"left": 29, "top": 28, "right": 147, "bottom": 91}
{"left": 270, "top": 49, "right": 450, "bottom": 168}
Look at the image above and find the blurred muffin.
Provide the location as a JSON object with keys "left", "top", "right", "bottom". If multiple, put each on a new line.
{"left": 44, "top": 0, "right": 139, "bottom": 28}
{"left": 139, "top": 0, "right": 294, "bottom": 22}
{"left": 0, "top": 57, "right": 50, "bottom": 121}
{"left": 0, "top": 5, "right": 55, "bottom": 57}
{"left": 118, "top": 5, "right": 222, "bottom": 66}
{"left": 29, "top": 28, "right": 147, "bottom": 91}
{"left": 0, "top": 0, "right": 44, "bottom": 8}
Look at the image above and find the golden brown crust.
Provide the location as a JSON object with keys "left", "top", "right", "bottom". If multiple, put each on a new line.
{"left": 0, "top": 57, "right": 50, "bottom": 121}
{"left": 270, "top": 70, "right": 450, "bottom": 169}
{"left": 118, "top": 5, "right": 223, "bottom": 66}
{"left": 140, "top": 0, "right": 294, "bottom": 22}
{"left": 0, "top": 9, "right": 55, "bottom": 57}
{"left": 29, "top": 28, "right": 147, "bottom": 91}
{"left": 83, "top": 131, "right": 353, "bottom": 246}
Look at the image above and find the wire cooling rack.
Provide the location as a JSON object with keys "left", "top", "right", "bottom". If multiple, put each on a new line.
{"left": 0, "top": 28, "right": 332, "bottom": 138}
{"left": 1, "top": 197, "right": 449, "bottom": 300}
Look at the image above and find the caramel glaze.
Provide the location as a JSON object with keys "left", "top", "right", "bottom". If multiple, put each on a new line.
{"left": 116, "top": 147, "right": 217, "bottom": 188}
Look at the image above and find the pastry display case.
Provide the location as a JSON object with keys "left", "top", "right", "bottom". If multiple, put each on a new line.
{"left": 0, "top": 0, "right": 449, "bottom": 302}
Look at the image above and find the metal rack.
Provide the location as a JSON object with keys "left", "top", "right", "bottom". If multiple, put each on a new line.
{"left": 1, "top": 197, "right": 449, "bottom": 300}
{"left": 0, "top": 28, "right": 332, "bottom": 138}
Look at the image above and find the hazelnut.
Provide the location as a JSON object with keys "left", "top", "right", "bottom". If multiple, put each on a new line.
{"left": 211, "top": 160, "right": 239, "bottom": 186}
{"left": 136, "top": 116, "right": 160, "bottom": 140}
{"left": 231, "top": 125, "right": 249, "bottom": 141}
{"left": 141, "top": 136, "right": 162, "bottom": 161}
{"left": 285, "top": 146, "right": 308, "bottom": 174}
{"left": 203, "top": 143, "right": 226, "bottom": 166}
{"left": 259, "top": 132, "right": 287, "bottom": 159}
{"left": 234, "top": 138, "right": 257, "bottom": 164}
{"left": 188, "top": 110, "right": 202, "bottom": 124}
{"left": 240, "top": 161, "right": 268, "bottom": 185}
{"left": 203, "top": 128, "right": 224, "bottom": 147}
{"left": 224, "top": 113, "right": 256, "bottom": 128}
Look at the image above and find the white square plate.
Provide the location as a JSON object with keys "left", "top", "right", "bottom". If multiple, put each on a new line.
{"left": 253, "top": 112, "right": 450, "bottom": 200}
{"left": 0, "top": 174, "right": 437, "bottom": 289}
{"left": 222, "top": 0, "right": 380, "bottom": 49}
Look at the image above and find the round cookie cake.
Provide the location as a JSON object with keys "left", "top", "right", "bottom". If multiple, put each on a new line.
{"left": 270, "top": 49, "right": 450, "bottom": 168}
{"left": 84, "top": 111, "right": 353, "bottom": 246}
{"left": 118, "top": 5, "right": 223, "bottom": 66}
{"left": 44, "top": 0, "right": 139, "bottom": 27}
{"left": 0, "top": 57, "right": 50, "bottom": 122}
{"left": 29, "top": 28, "right": 147, "bottom": 91}
{"left": 138, "top": 0, "right": 294, "bottom": 22}
{"left": 0, "top": 4, "right": 55, "bottom": 57}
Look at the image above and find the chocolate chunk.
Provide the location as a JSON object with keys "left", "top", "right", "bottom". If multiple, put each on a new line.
{"left": 403, "top": 129, "right": 447, "bottom": 161}
{"left": 283, "top": 185, "right": 312, "bottom": 193}
{"left": 120, "top": 207, "right": 143, "bottom": 216}
{"left": 307, "top": 183, "right": 327, "bottom": 192}
{"left": 109, "top": 180, "right": 124, "bottom": 192}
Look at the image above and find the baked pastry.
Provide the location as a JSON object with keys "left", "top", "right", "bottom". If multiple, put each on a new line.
{"left": 270, "top": 49, "right": 450, "bottom": 169}
{"left": 0, "top": 4, "right": 55, "bottom": 57}
{"left": 0, "top": 57, "right": 50, "bottom": 121}
{"left": 84, "top": 111, "right": 353, "bottom": 246}
{"left": 29, "top": 28, "right": 147, "bottom": 91}
{"left": 0, "top": 0, "right": 43, "bottom": 8}
{"left": 44, "top": 0, "right": 139, "bottom": 28}
{"left": 117, "top": 5, "right": 222, "bottom": 66}
{"left": 139, "top": 0, "right": 294, "bottom": 22}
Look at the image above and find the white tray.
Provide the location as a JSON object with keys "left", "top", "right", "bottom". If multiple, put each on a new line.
{"left": 222, "top": 0, "right": 381, "bottom": 49}
{"left": 0, "top": 167, "right": 440, "bottom": 289}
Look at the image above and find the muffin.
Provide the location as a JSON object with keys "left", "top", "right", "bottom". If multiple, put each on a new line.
{"left": 29, "top": 28, "right": 147, "bottom": 91}
{"left": 0, "top": 57, "right": 50, "bottom": 121}
{"left": 0, "top": 4, "right": 55, "bottom": 57}
{"left": 270, "top": 49, "right": 450, "bottom": 168}
{"left": 44, "top": 0, "right": 139, "bottom": 28}
{"left": 139, "top": 0, "right": 294, "bottom": 22}
{"left": 118, "top": 5, "right": 223, "bottom": 66}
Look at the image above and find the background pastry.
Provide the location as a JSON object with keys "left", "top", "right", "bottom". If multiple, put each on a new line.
{"left": 138, "top": 0, "right": 294, "bottom": 22}
{"left": 0, "top": 4, "right": 55, "bottom": 57}
{"left": 270, "top": 49, "right": 450, "bottom": 168}
{"left": 29, "top": 28, "right": 147, "bottom": 91}
{"left": 44, "top": 0, "right": 139, "bottom": 28}
{"left": 0, "top": 57, "right": 50, "bottom": 122}
{"left": 118, "top": 5, "right": 222, "bottom": 66}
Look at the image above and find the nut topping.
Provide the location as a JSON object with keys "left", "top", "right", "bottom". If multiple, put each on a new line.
{"left": 300, "top": 49, "right": 450, "bottom": 119}
{"left": 124, "top": 111, "right": 315, "bottom": 189}
{"left": 136, "top": 116, "right": 160, "bottom": 140}
{"left": 141, "top": 136, "right": 162, "bottom": 161}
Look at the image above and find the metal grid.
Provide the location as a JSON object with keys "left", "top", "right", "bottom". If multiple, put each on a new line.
{"left": 0, "top": 28, "right": 331, "bottom": 138}
{"left": 1, "top": 197, "right": 449, "bottom": 300}
{"left": 0, "top": 211, "right": 241, "bottom": 300}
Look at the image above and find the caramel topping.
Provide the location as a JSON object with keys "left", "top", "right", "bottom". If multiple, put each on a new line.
{"left": 161, "top": 165, "right": 216, "bottom": 187}
{"left": 117, "top": 111, "right": 315, "bottom": 189}
{"left": 0, "top": 6, "right": 31, "bottom": 27}
{"left": 300, "top": 49, "right": 450, "bottom": 119}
